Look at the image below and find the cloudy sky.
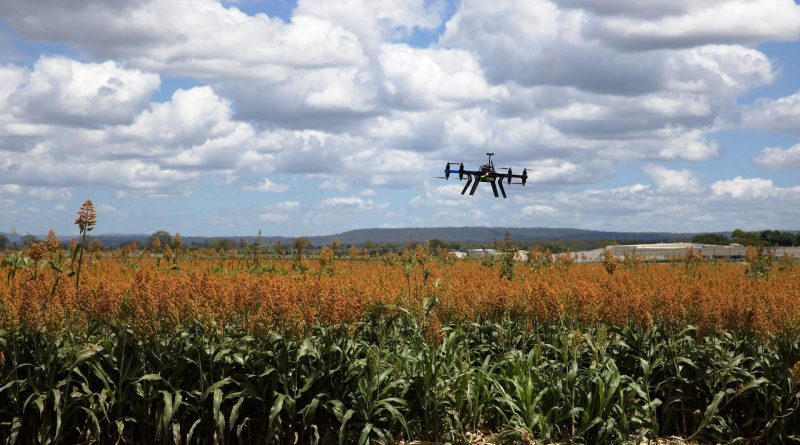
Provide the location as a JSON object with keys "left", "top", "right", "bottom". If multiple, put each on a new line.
{"left": 1, "top": 0, "right": 799, "bottom": 237}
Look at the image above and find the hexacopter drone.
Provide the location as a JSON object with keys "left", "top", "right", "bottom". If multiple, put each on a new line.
{"left": 438, "top": 153, "right": 528, "bottom": 198}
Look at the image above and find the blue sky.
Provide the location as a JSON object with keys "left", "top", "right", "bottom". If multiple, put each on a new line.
{"left": 1, "top": 0, "right": 799, "bottom": 237}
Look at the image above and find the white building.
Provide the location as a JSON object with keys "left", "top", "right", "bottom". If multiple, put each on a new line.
{"left": 604, "top": 243, "right": 800, "bottom": 261}
{"left": 467, "top": 248, "right": 496, "bottom": 258}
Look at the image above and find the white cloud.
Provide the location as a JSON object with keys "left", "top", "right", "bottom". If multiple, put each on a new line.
{"left": 268, "top": 201, "right": 301, "bottom": 211}
{"left": 9, "top": 56, "right": 160, "bottom": 127}
{"left": 521, "top": 204, "right": 558, "bottom": 215}
{"left": 27, "top": 187, "right": 73, "bottom": 201}
{"left": 294, "top": 0, "right": 443, "bottom": 53}
{"left": 643, "top": 164, "right": 703, "bottom": 194}
{"left": 380, "top": 44, "right": 508, "bottom": 109}
{"left": 710, "top": 177, "right": 779, "bottom": 199}
{"left": 743, "top": 91, "right": 800, "bottom": 133}
{"left": 655, "top": 130, "right": 720, "bottom": 161}
{"left": 0, "top": 184, "right": 22, "bottom": 195}
{"left": 243, "top": 178, "right": 290, "bottom": 193}
{"left": 321, "top": 196, "right": 362, "bottom": 207}
{"left": 0, "top": 1, "right": 799, "bottom": 234}
{"left": 259, "top": 213, "right": 290, "bottom": 222}
{"left": 583, "top": 0, "right": 800, "bottom": 50}
{"left": 0, "top": 64, "right": 27, "bottom": 110}
{"left": 96, "top": 204, "right": 125, "bottom": 217}
{"left": 317, "top": 175, "right": 349, "bottom": 191}
{"left": 410, "top": 183, "right": 472, "bottom": 208}
{"left": 0, "top": 0, "right": 367, "bottom": 79}
{"left": 320, "top": 195, "right": 380, "bottom": 209}
{"left": 755, "top": 143, "right": 800, "bottom": 169}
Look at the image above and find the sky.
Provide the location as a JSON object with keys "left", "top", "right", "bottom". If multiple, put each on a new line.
{"left": 0, "top": 0, "right": 799, "bottom": 237}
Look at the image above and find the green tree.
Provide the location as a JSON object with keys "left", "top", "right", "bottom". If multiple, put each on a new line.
{"left": 21, "top": 234, "right": 39, "bottom": 246}
{"left": 149, "top": 230, "right": 173, "bottom": 251}
{"left": 731, "top": 229, "right": 762, "bottom": 246}
{"left": 0, "top": 234, "right": 7, "bottom": 249}
{"left": 691, "top": 233, "right": 730, "bottom": 245}
{"left": 209, "top": 238, "right": 235, "bottom": 251}
{"left": 428, "top": 238, "right": 447, "bottom": 251}
{"left": 759, "top": 230, "right": 796, "bottom": 247}
{"left": 362, "top": 240, "right": 377, "bottom": 253}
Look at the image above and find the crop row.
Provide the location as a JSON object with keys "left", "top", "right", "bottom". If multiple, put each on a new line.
{"left": 2, "top": 309, "right": 800, "bottom": 444}
{"left": 0, "top": 257, "right": 798, "bottom": 337}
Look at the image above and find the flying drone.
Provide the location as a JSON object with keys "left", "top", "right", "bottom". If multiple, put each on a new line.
{"left": 437, "top": 153, "right": 528, "bottom": 198}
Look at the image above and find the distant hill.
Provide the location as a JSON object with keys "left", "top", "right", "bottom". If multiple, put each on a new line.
{"left": 0, "top": 227, "right": 696, "bottom": 249}
{"left": 304, "top": 227, "right": 693, "bottom": 246}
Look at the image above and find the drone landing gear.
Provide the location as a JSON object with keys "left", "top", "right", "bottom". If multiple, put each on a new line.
{"left": 497, "top": 180, "right": 507, "bottom": 198}
{"left": 469, "top": 177, "right": 480, "bottom": 195}
{"left": 461, "top": 176, "right": 472, "bottom": 195}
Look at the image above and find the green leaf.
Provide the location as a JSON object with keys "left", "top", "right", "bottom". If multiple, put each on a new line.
{"left": 213, "top": 388, "right": 225, "bottom": 435}
{"left": 338, "top": 408, "right": 355, "bottom": 445}
{"left": 268, "top": 393, "right": 285, "bottom": 434}
{"left": 358, "top": 423, "right": 373, "bottom": 445}
{"left": 186, "top": 419, "right": 202, "bottom": 444}
{"left": 172, "top": 423, "right": 181, "bottom": 445}
{"left": 229, "top": 398, "right": 244, "bottom": 432}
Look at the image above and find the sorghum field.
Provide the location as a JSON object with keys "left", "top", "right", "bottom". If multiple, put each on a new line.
{"left": 1, "top": 209, "right": 799, "bottom": 443}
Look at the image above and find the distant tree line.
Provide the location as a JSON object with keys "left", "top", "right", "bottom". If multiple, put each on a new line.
{"left": 3, "top": 228, "right": 797, "bottom": 252}
{"left": 692, "top": 229, "right": 800, "bottom": 247}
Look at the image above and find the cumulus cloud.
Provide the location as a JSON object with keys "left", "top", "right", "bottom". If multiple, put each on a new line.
{"left": 320, "top": 195, "right": 384, "bottom": 210}
{"left": 27, "top": 187, "right": 73, "bottom": 201}
{"left": 243, "top": 178, "right": 290, "bottom": 193}
{"left": 8, "top": 56, "right": 160, "bottom": 127}
{"left": 755, "top": 143, "right": 800, "bottom": 169}
{"left": 294, "top": 0, "right": 443, "bottom": 48}
{"left": 380, "top": 45, "right": 508, "bottom": 109}
{"left": 581, "top": 0, "right": 800, "bottom": 50}
{"left": 521, "top": 204, "right": 558, "bottom": 215}
{"left": 643, "top": 164, "right": 703, "bottom": 194}
{"left": 259, "top": 213, "right": 289, "bottom": 222}
{"left": 269, "top": 201, "right": 301, "bottom": 212}
{"left": 258, "top": 201, "right": 300, "bottom": 221}
{"left": 743, "top": 91, "right": 800, "bottom": 133}
{"left": 0, "top": 0, "right": 368, "bottom": 78}
{"left": 0, "top": 0, "right": 799, "bottom": 234}
{"left": 710, "top": 177, "right": 781, "bottom": 199}
{"left": 0, "top": 184, "right": 22, "bottom": 196}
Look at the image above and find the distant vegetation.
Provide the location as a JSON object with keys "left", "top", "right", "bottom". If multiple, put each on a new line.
{"left": 692, "top": 229, "right": 800, "bottom": 247}
{"left": 2, "top": 227, "right": 798, "bottom": 256}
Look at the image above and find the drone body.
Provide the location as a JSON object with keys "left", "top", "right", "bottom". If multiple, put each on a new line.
{"left": 439, "top": 153, "right": 528, "bottom": 198}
